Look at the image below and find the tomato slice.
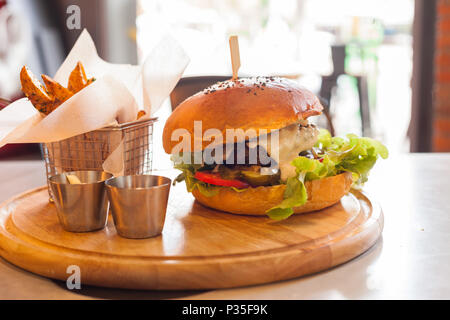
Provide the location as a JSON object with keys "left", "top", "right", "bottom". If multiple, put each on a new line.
{"left": 194, "top": 171, "right": 250, "bottom": 189}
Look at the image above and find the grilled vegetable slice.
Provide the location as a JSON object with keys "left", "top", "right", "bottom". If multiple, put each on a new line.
{"left": 241, "top": 170, "right": 280, "bottom": 186}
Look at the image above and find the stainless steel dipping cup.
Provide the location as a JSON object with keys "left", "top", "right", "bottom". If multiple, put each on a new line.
{"left": 105, "top": 175, "right": 171, "bottom": 239}
{"left": 49, "top": 171, "right": 113, "bottom": 232}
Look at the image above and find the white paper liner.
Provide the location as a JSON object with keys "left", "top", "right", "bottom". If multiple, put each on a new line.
{"left": 0, "top": 29, "right": 189, "bottom": 175}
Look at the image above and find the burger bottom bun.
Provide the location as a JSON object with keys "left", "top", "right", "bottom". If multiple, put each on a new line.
{"left": 192, "top": 172, "right": 353, "bottom": 216}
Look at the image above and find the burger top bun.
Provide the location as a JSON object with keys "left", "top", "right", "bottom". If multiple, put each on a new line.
{"left": 163, "top": 77, "right": 323, "bottom": 154}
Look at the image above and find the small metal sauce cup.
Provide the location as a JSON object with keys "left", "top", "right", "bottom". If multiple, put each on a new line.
{"left": 49, "top": 171, "right": 113, "bottom": 232}
{"left": 105, "top": 175, "right": 171, "bottom": 239}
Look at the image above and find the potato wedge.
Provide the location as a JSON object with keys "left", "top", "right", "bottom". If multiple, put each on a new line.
{"left": 137, "top": 110, "right": 146, "bottom": 120}
{"left": 20, "top": 66, "right": 54, "bottom": 115}
{"left": 68, "top": 61, "right": 88, "bottom": 93}
{"left": 20, "top": 63, "right": 95, "bottom": 116}
{"left": 42, "top": 74, "right": 73, "bottom": 110}
{"left": 66, "top": 174, "right": 82, "bottom": 184}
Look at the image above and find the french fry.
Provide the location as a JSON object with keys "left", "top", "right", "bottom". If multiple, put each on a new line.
{"left": 42, "top": 74, "right": 73, "bottom": 110}
{"left": 20, "top": 66, "right": 54, "bottom": 115}
{"left": 68, "top": 61, "right": 88, "bottom": 93}
{"left": 66, "top": 174, "right": 82, "bottom": 184}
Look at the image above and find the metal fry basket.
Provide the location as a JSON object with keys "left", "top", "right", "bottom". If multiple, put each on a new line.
{"left": 42, "top": 118, "right": 157, "bottom": 200}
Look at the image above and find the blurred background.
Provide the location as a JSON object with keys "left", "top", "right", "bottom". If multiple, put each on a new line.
{"left": 0, "top": 0, "right": 447, "bottom": 160}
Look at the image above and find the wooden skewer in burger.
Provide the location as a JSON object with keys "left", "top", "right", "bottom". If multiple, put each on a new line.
{"left": 163, "top": 36, "right": 388, "bottom": 220}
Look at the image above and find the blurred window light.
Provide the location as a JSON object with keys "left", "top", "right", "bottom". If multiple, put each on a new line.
{"left": 136, "top": 0, "right": 414, "bottom": 154}
{"left": 136, "top": 0, "right": 333, "bottom": 77}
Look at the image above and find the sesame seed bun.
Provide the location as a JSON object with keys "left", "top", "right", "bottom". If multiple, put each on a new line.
{"left": 162, "top": 77, "right": 323, "bottom": 154}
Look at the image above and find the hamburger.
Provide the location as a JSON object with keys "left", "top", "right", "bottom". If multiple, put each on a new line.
{"left": 163, "top": 77, "right": 388, "bottom": 220}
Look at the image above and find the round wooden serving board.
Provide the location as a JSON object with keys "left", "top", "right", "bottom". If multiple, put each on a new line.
{"left": 0, "top": 184, "right": 383, "bottom": 290}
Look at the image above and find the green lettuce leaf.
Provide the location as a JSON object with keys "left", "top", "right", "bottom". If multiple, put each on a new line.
{"left": 266, "top": 130, "right": 388, "bottom": 220}
{"left": 291, "top": 155, "right": 337, "bottom": 181}
{"left": 172, "top": 131, "right": 388, "bottom": 221}
{"left": 266, "top": 156, "right": 337, "bottom": 220}
{"left": 266, "top": 176, "right": 306, "bottom": 220}
{"left": 316, "top": 130, "right": 388, "bottom": 185}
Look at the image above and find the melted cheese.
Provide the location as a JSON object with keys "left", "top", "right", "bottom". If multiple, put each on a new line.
{"left": 248, "top": 123, "right": 319, "bottom": 181}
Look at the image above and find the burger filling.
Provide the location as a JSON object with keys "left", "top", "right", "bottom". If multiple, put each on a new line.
{"left": 172, "top": 125, "right": 388, "bottom": 220}
{"left": 248, "top": 121, "right": 320, "bottom": 181}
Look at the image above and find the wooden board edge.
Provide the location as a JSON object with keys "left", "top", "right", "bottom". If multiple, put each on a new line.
{"left": 0, "top": 187, "right": 384, "bottom": 290}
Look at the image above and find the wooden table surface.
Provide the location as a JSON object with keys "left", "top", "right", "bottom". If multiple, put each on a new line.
{"left": 0, "top": 153, "right": 449, "bottom": 299}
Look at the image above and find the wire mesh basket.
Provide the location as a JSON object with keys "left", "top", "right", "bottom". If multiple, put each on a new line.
{"left": 42, "top": 118, "right": 157, "bottom": 200}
